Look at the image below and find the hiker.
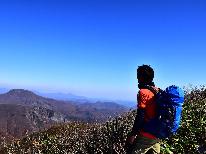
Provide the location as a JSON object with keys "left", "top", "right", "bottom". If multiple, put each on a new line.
{"left": 126, "top": 64, "right": 160, "bottom": 154}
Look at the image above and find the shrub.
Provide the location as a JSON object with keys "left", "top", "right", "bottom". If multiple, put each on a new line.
{"left": 1, "top": 86, "right": 205, "bottom": 154}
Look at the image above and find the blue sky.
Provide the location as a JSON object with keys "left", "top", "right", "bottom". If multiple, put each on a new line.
{"left": 0, "top": 0, "right": 205, "bottom": 101}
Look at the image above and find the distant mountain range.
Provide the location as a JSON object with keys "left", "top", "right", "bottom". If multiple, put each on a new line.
{"left": 0, "top": 88, "right": 135, "bottom": 107}
{"left": 39, "top": 92, "right": 135, "bottom": 107}
{"left": 36, "top": 91, "right": 89, "bottom": 102}
{"left": 0, "top": 89, "right": 129, "bottom": 142}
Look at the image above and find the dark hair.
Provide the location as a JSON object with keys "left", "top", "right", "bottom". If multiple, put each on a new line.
{"left": 137, "top": 64, "right": 154, "bottom": 83}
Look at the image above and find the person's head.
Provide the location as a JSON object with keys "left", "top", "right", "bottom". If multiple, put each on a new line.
{"left": 137, "top": 64, "right": 154, "bottom": 84}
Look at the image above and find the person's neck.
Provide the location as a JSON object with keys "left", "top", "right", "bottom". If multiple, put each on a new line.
{"left": 138, "top": 82, "right": 155, "bottom": 89}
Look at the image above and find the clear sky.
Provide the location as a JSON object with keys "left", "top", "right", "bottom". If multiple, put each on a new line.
{"left": 0, "top": 0, "right": 205, "bottom": 101}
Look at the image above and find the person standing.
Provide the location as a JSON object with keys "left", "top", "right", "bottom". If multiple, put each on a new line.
{"left": 126, "top": 64, "right": 160, "bottom": 154}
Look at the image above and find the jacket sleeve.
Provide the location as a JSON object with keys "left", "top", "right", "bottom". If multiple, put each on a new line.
{"left": 131, "top": 108, "right": 145, "bottom": 136}
{"left": 131, "top": 89, "right": 149, "bottom": 136}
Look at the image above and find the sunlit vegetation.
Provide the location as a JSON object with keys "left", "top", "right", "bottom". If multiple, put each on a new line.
{"left": 1, "top": 86, "right": 205, "bottom": 154}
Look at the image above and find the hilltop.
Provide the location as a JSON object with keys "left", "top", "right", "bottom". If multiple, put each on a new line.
{"left": 0, "top": 89, "right": 128, "bottom": 144}
{"left": 1, "top": 86, "right": 205, "bottom": 154}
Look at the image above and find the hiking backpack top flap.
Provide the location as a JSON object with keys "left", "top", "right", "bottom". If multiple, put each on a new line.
{"left": 143, "top": 85, "right": 185, "bottom": 139}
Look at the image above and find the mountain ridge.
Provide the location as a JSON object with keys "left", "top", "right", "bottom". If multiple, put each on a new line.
{"left": 0, "top": 88, "right": 128, "bottom": 143}
{"left": 0, "top": 88, "right": 135, "bottom": 107}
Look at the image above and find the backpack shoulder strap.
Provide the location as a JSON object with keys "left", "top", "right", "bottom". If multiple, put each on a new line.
{"left": 144, "top": 86, "right": 160, "bottom": 96}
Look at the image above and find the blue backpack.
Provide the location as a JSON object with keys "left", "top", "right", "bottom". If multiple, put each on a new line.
{"left": 143, "top": 85, "right": 184, "bottom": 139}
